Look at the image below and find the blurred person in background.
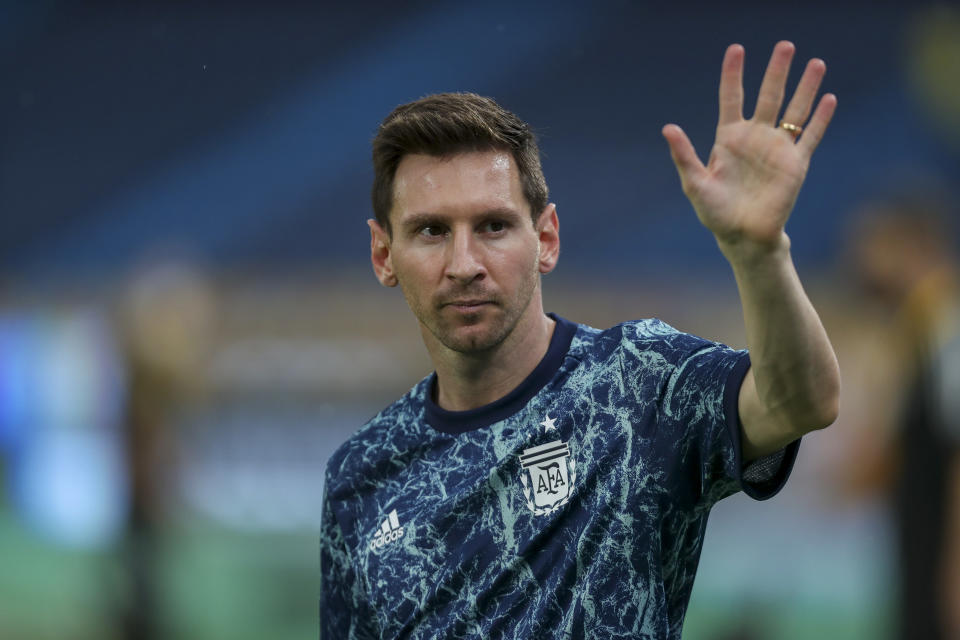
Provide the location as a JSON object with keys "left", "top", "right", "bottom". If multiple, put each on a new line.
{"left": 321, "top": 41, "right": 840, "bottom": 638}
{"left": 849, "top": 192, "right": 960, "bottom": 640}
{"left": 117, "top": 261, "right": 216, "bottom": 640}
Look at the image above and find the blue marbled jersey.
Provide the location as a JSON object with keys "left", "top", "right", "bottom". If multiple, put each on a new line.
{"left": 320, "top": 315, "right": 800, "bottom": 639}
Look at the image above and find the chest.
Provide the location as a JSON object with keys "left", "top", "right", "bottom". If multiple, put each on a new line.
{"left": 347, "top": 398, "right": 675, "bottom": 631}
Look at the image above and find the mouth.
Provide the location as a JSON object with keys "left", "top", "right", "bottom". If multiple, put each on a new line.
{"left": 443, "top": 299, "right": 493, "bottom": 312}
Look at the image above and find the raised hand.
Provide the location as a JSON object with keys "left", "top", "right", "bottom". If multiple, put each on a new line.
{"left": 662, "top": 41, "right": 837, "bottom": 255}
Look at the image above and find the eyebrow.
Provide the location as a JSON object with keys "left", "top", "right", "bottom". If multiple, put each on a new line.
{"left": 399, "top": 208, "right": 526, "bottom": 232}
{"left": 399, "top": 212, "right": 443, "bottom": 233}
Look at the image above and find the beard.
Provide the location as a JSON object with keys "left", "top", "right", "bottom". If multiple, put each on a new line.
{"left": 401, "top": 270, "right": 540, "bottom": 355}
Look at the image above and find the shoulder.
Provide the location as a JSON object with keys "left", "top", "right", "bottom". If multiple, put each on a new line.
{"left": 323, "top": 375, "right": 432, "bottom": 492}
{"left": 569, "top": 317, "right": 720, "bottom": 369}
{"left": 563, "top": 318, "right": 744, "bottom": 404}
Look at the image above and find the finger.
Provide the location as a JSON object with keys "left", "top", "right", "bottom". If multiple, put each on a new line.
{"left": 718, "top": 44, "right": 745, "bottom": 126}
{"left": 780, "top": 58, "right": 826, "bottom": 131}
{"left": 797, "top": 93, "right": 837, "bottom": 158}
{"left": 753, "top": 40, "right": 795, "bottom": 125}
{"left": 662, "top": 124, "right": 706, "bottom": 190}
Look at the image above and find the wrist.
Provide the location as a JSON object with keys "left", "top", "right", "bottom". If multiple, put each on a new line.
{"left": 716, "top": 230, "right": 792, "bottom": 269}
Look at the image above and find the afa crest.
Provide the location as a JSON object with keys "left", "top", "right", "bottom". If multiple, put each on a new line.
{"left": 519, "top": 438, "right": 576, "bottom": 516}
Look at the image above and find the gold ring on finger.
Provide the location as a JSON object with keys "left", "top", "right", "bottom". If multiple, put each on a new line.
{"left": 780, "top": 121, "right": 803, "bottom": 138}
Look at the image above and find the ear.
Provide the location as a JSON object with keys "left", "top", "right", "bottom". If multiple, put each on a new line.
{"left": 368, "top": 219, "right": 398, "bottom": 287}
{"left": 535, "top": 203, "right": 560, "bottom": 274}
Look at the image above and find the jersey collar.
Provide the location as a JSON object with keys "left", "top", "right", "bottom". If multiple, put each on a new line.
{"left": 424, "top": 313, "right": 577, "bottom": 434}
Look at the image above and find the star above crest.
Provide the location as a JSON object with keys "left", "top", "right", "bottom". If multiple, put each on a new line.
{"left": 540, "top": 414, "right": 558, "bottom": 433}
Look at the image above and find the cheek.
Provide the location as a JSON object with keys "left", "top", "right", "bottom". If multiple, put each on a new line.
{"left": 489, "top": 242, "right": 541, "bottom": 287}
{"left": 393, "top": 248, "right": 432, "bottom": 278}
{"left": 392, "top": 251, "right": 442, "bottom": 300}
{"left": 524, "top": 238, "right": 544, "bottom": 273}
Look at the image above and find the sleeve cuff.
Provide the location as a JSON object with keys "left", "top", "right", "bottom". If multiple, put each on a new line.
{"left": 722, "top": 351, "right": 801, "bottom": 501}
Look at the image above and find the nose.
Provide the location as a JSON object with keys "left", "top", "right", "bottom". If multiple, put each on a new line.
{"left": 445, "top": 229, "right": 486, "bottom": 284}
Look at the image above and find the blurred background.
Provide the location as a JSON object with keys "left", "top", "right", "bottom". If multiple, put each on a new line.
{"left": 2, "top": 1, "right": 960, "bottom": 638}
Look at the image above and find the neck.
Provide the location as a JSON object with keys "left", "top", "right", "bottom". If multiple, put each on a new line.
{"left": 426, "top": 303, "right": 555, "bottom": 412}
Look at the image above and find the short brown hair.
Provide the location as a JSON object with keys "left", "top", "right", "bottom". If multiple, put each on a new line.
{"left": 371, "top": 92, "right": 548, "bottom": 235}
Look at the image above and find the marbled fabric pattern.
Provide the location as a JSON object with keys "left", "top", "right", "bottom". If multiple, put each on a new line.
{"left": 320, "top": 318, "right": 798, "bottom": 639}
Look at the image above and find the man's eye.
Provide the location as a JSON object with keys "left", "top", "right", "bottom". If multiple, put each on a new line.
{"left": 419, "top": 225, "right": 445, "bottom": 237}
{"left": 484, "top": 221, "right": 506, "bottom": 233}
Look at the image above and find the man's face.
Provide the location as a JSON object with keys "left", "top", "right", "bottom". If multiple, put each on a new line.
{"left": 370, "top": 150, "right": 555, "bottom": 354}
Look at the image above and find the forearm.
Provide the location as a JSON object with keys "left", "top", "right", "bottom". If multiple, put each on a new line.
{"left": 721, "top": 232, "right": 840, "bottom": 439}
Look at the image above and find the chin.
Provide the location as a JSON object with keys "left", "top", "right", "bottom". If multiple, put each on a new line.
{"left": 441, "top": 330, "right": 501, "bottom": 354}
{"left": 436, "top": 320, "right": 510, "bottom": 354}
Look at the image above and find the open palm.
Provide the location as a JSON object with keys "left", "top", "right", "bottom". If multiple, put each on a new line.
{"left": 663, "top": 42, "right": 837, "bottom": 251}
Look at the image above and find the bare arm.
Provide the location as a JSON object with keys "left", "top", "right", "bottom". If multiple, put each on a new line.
{"left": 663, "top": 42, "right": 840, "bottom": 461}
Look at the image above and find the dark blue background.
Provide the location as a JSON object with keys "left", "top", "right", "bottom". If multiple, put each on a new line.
{"left": 2, "top": 2, "right": 956, "bottom": 279}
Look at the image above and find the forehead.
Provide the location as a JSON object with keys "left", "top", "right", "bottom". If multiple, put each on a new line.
{"left": 392, "top": 150, "right": 527, "bottom": 221}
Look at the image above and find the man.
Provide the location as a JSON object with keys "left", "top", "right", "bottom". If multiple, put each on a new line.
{"left": 321, "top": 41, "right": 840, "bottom": 639}
{"left": 849, "top": 195, "right": 960, "bottom": 639}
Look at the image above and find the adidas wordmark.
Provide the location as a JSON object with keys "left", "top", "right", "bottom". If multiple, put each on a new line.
{"left": 369, "top": 509, "right": 404, "bottom": 550}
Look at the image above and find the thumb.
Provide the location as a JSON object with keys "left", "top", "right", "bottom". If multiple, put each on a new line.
{"left": 661, "top": 124, "right": 705, "bottom": 189}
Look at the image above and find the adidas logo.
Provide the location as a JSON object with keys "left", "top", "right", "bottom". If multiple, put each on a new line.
{"left": 369, "top": 509, "right": 404, "bottom": 550}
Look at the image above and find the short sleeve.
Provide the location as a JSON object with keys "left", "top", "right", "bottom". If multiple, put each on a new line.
{"left": 662, "top": 344, "right": 800, "bottom": 507}
{"left": 320, "top": 479, "right": 380, "bottom": 640}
